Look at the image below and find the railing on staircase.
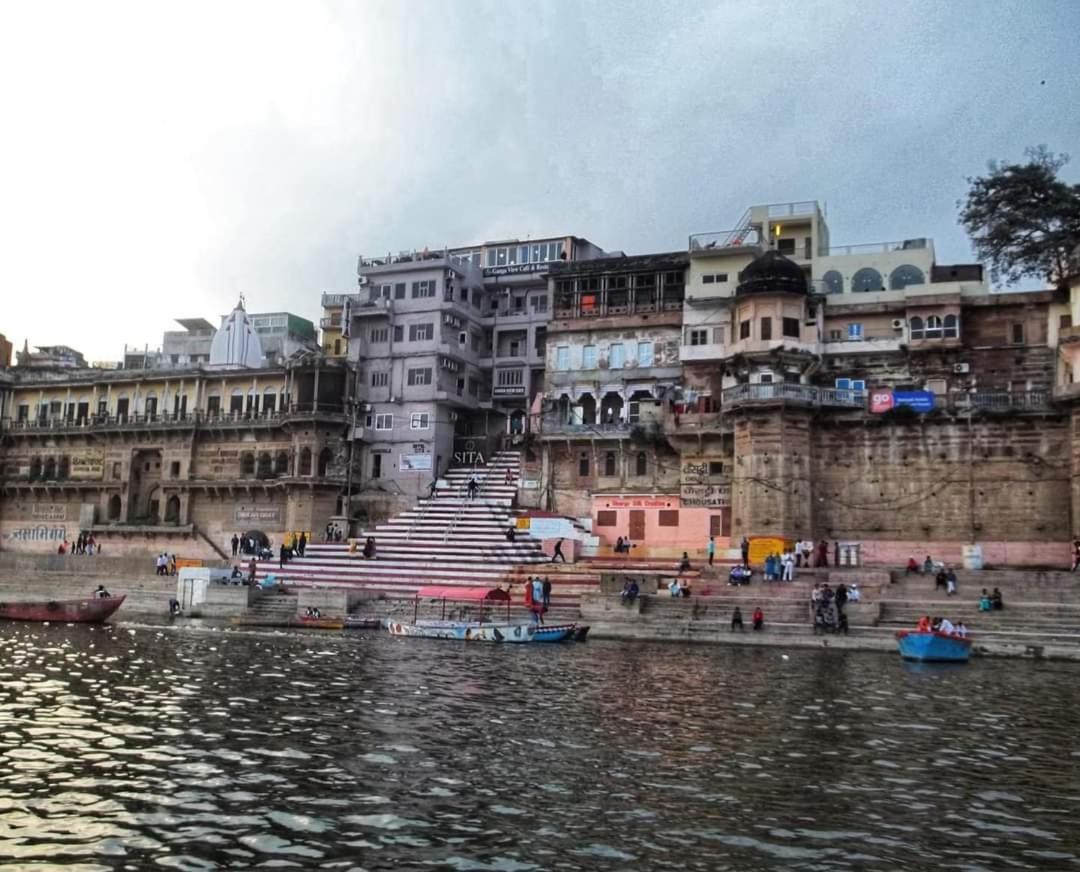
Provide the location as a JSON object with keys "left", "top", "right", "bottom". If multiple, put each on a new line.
{"left": 193, "top": 525, "right": 230, "bottom": 561}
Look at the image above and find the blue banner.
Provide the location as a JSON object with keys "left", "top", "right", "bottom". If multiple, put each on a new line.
{"left": 893, "top": 390, "right": 935, "bottom": 413}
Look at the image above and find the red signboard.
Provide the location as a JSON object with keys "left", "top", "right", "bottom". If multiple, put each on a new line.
{"left": 870, "top": 391, "right": 895, "bottom": 414}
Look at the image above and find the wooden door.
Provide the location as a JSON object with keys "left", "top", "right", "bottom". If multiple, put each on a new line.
{"left": 629, "top": 510, "right": 645, "bottom": 541}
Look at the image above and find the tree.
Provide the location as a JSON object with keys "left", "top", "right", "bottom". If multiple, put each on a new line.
{"left": 959, "top": 146, "right": 1080, "bottom": 289}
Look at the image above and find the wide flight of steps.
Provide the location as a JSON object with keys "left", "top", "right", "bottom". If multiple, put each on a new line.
{"left": 248, "top": 451, "right": 598, "bottom": 610}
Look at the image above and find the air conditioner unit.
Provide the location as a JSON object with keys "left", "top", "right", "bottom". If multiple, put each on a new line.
{"left": 357, "top": 276, "right": 369, "bottom": 286}
{"left": 953, "top": 363, "right": 970, "bottom": 374}
{"left": 891, "top": 318, "right": 905, "bottom": 330}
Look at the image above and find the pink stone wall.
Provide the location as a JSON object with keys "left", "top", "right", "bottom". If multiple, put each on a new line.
{"left": 590, "top": 495, "right": 729, "bottom": 558}
{"left": 856, "top": 540, "right": 1071, "bottom": 569}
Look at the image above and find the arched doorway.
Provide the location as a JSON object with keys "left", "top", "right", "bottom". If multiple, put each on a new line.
{"left": 317, "top": 448, "right": 333, "bottom": 477}
{"left": 579, "top": 393, "right": 597, "bottom": 426}
{"left": 274, "top": 450, "right": 290, "bottom": 476}
{"left": 107, "top": 494, "right": 122, "bottom": 521}
{"left": 164, "top": 495, "right": 181, "bottom": 524}
{"left": 43, "top": 457, "right": 57, "bottom": 480}
{"left": 299, "top": 447, "right": 312, "bottom": 476}
{"left": 129, "top": 449, "right": 163, "bottom": 522}
{"left": 240, "top": 452, "right": 255, "bottom": 477}
{"left": 600, "top": 392, "right": 624, "bottom": 426}
{"left": 257, "top": 452, "right": 272, "bottom": 478}
{"left": 509, "top": 409, "right": 525, "bottom": 435}
{"left": 29, "top": 457, "right": 42, "bottom": 480}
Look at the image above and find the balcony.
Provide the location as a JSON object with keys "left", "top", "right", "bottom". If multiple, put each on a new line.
{"left": 664, "top": 410, "right": 725, "bottom": 434}
{"left": 822, "top": 329, "right": 904, "bottom": 353}
{"left": 722, "top": 383, "right": 867, "bottom": 409}
{"left": 679, "top": 342, "right": 726, "bottom": 362}
{"left": 320, "top": 316, "right": 342, "bottom": 330}
{"left": 321, "top": 292, "right": 359, "bottom": 308}
{"left": 539, "top": 415, "right": 632, "bottom": 438}
{"left": 765, "top": 201, "right": 819, "bottom": 218}
{"left": 950, "top": 391, "right": 1051, "bottom": 412}
{"left": 689, "top": 227, "right": 762, "bottom": 253}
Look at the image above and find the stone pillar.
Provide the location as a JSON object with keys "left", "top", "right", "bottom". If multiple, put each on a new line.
{"left": 730, "top": 409, "right": 813, "bottom": 541}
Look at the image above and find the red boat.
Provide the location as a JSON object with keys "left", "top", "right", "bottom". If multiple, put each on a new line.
{"left": 0, "top": 595, "right": 126, "bottom": 623}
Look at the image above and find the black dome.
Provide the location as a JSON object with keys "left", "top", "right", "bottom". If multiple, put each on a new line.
{"left": 736, "top": 250, "right": 808, "bottom": 295}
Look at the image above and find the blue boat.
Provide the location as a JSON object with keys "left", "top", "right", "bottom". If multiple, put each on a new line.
{"left": 533, "top": 624, "right": 575, "bottom": 642}
{"left": 895, "top": 630, "right": 972, "bottom": 662}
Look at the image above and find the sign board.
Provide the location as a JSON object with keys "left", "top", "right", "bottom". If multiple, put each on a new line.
{"left": 174, "top": 557, "right": 204, "bottom": 570}
{"left": 603, "top": 497, "right": 674, "bottom": 509}
{"left": 234, "top": 507, "right": 282, "bottom": 525}
{"left": 871, "top": 389, "right": 935, "bottom": 414}
{"left": 31, "top": 504, "right": 68, "bottom": 522}
{"left": 521, "top": 479, "right": 540, "bottom": 490}
{"left": 399, "top": 454, "right": 433, "bottom": 472}
{"left": 748, "top": 536, "right": 792, "bottom": 565}
{"left": 680, "top": 485, "right": 731, "bottom": 508}
{"left": 70, "top": 450, "right": 104, "bottom": 480}
{"left": 453, "top": 450, "right": 485, "bottom": 466}
{"left": 526, "top": 517, "right": 576, "bottom": 540}
{"left": 483, "top": 263, "right": 550, "bottom": 277}
{"left": 493, "top": 385, "right": 527, "bottom": 397}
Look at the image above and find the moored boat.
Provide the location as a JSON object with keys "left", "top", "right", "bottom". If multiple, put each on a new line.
{"left": 895, "top": 630, "right": 972, "bottom": 662}
{"left": 0, "top": 595, "right": 126, "bottom": 624}
{"left": 388, "top": 619, "right": 535, "bottom": 643}
{"left": 532, "top": 623, "right": 591, "bottom": 642}
{"left": 297, "top": 617, "right": 345, "bottom": 630}
{"left": 343, "top": 616, "right": 382, "bottom": 630}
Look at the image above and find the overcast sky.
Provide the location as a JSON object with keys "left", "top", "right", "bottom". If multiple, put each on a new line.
{"left": 1, "top": 0, "right": 1078, "bottom": 361}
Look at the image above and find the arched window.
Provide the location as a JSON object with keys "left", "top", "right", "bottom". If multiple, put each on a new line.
{"left": 29, "top": 457, "right": 42, "bottom": 480}
{"left": 107, "top": 494, "right": 122, "bottom": 521}
{"left": 822, "top": 270, "right": 844, "bottom": 295}
{"left": 909, "top": 316, "right": 924, "bottom": 340}
{"left": 889, "top": 264, "right": 925, "bottom": 290}
{"left": 274, "top": 450, "right": 290, "bottom": 476}
{"left": 925, "top": 315, "right": 944, "bottom": 339}
{"left": 43, "top": 457, "right": 57, "bottom": 480}
{"left": 262, "top": 389, "right": 278, "bottom": 414}
{"left": 164, "top": 495, "right": 181, "bottom": 523}
{"left": 578, "top": 451, "right": 590, "bottom": 477}
{"left": 256, "top": 452, "right": 272, "bottom": 478}
{"left": 851, "top": 268, "right": 884, "bottom": 293}
{"left": 240, "top": 452, "right": 255, "bottom": 476}
{"left": 58, "top": 456, "right": 70, "bottom": 479}
{"left": 635, "top": 451, "right": 647, "bottom": 477}
{"left": 604, "top": 451, "right": 617, "bottom": 477}
{"left": 299, "top": 447, "right": 312, "bottom": 476}
{"left": 317, "top": 448, "right": 333, "bottom": 477}
{"left": 944, "top": 314, "right": 959, "bottom": 339}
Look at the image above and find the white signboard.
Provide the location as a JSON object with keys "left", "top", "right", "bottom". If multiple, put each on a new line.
{"left": 399, "top": 454, "right": 433, "bottom": 472}
{"left": 526, "top": 517, "right": 577, "bottom": 540}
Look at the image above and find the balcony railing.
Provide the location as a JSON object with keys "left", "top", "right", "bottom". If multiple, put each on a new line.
{"left": 766, "top": 201, "right": 818, "bottom": 218}
{"left": 320, "top": 316, "right": 342, "bottom": 329}
{"left": 689, "top": 227, "right": 762, "bottom": 252}
{"left": 950, "top": 391, "right": 1050, "bottom": 412}
{"left": 3, "top": 404, "right": 348, "bottom": 433}
{"left": 722, "top": 383, "right": 867, "bottom": 408}
{"left": 825, "top": 238, "right": 930, "bottom": 257}
{"left": 539, "top": 415, "right": 632, "bottom": 436}
{"left": 321, "top": 292, "right": 359, "bottom": 308}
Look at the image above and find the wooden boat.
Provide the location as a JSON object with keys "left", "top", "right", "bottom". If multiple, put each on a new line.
{"left": 388, "top": 619, "right": 535, "bottom": 643}
{"left": 0, "top": 595, "right": 126, "bottom": 624}
{"left": 895, "top": 630, "right": 972, "bottom": 662}
{"left": 388, "top": 585, "right": 536, "bottom": 643}
{"left": 298, "top": 616, "right": 345, "bottom": 630}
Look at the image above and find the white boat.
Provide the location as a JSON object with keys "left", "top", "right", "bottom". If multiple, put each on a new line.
{"left": 387, "top": 619, "right": 535, "bottom": 643}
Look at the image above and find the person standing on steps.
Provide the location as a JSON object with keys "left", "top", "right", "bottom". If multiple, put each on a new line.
{"left": 231, "top": 533, "right": 239, "bottom": 556}
{"left": 467, "top": 476, "right": 479, "bottom": 500}
{"left": 551, "top": 538, "right": 566, "bottom": 563}
{"left": 707, "top": 536, "right": 716, "bottom": 567}
{"left": 542, "top": 577, "right": 552, "bottom": 609}
{"left": 298, "top": 531, "right": 307, "bottom": 558}
{"left": 740, "top": 536, "right": 750, "bottom": 565}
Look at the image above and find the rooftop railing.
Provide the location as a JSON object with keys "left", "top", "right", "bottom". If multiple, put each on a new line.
{"left": 825, "top": 238, "right": 930, "bottom": 257}
{"left": 358, "top": 249, "right": 477, "bottom": 270}
{"left": 765, "top": 201, "right": 819, "bottom": 218}
{"left": 689, "top": 227, "right": 762, "bottom": 251}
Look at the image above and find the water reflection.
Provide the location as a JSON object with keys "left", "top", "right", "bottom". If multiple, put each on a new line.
{"left": 1, "top": 623, "right": 1078, "bottom": 870}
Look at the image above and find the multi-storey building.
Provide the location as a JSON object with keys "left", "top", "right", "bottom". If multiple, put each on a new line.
{"left": 322, "top": 236, "right": 604, "bottom": 512}
{"left": 0, "top": 302, "right": 350, "bottom": 557}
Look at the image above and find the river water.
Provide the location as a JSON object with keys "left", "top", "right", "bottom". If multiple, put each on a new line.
{"left": 1, "top": 624, "right": 1079, "bottom": 871}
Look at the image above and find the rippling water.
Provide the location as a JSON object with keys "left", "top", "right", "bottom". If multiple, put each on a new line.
{"left": 1, "top": 623, "right": 1080, "bottom": 871}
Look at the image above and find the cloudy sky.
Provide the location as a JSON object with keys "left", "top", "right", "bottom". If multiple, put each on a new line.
{"left": 1, "top": 0, "right": 1077, "bottom": 361}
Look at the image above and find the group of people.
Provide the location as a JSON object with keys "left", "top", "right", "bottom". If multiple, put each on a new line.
{"left": 730, "top": 606, "right": 765, "bottom": 632}
{"left": 154, "top": 553, "right": 177, "bottom": 576}
{"left": 59, "top": 532, "right": 99, "bottom": 556}
{"left": 916, "top": 614, "right": 969, "bottom": 637}
{"left": 739, "top": 536, "right": 836, "bottom": 568}
{"left": 523, "top": 576, "right": 552, "bottom": 623}
{"left": 303, "top": 606, "right": 323, "bottom": 619}
{"left": 728, "top": 564, "right": 753, "bottom": 586}
{"left": 668, "top": 577, "right": 692, "bottom": 598}
{"left": 934, "top": 566, "right": 959, "bottom": 595}
{"left": 979, "top": 587, "right": 1004, "bottom": 611}
{"left": 907, "top": 555, "right": 942, "bottom": 576}
{"left": 613, "top": 537, "right": 634, "bottom": 553}
{"left": 810, "top": 582, "right": 853, "bottom": 635}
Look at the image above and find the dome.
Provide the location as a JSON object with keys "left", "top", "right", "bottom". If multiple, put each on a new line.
{"left": 209, "top": 299, "right": 264, "bottom": 369}
{"left": 736, "top": 250, "right": 808, "bottom": 296}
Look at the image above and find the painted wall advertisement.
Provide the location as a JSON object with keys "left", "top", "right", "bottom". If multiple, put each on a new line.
{"left": 70, "top": 450, "right": 105, "bottom": 480}
{"left": 31, "top": 504, "right": 68, "bottom": 522}
{"left": 399, "top": 454, "right": 433, "bottom": 472}
{"left": 679, "top": 458, "right": 730, "bottom": 507}
{"left": 870, "top": 390, "right": 936, "bottom": 414}
{"left": 680, "top": 485, "right": 731, "bottom": 508}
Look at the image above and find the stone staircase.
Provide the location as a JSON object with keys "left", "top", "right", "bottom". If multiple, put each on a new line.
{"left": 240, "top": 590, "right": 299, "bottom": 623}
{"left": 247, "top": 452, "right": 599, "bottom": 609}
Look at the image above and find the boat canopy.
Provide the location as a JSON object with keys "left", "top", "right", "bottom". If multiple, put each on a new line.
{"left": 415, "top": 585, "right": 510, "bottom": 603}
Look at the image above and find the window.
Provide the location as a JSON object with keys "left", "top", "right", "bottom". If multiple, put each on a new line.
{"left": 925, "top": 315, "right": 944, "bottom": 339}
{"left": 582, "top": 345, "right": 598, "bottom": 369}
{"left": 635, "top": 452, "right": 647, "bottom": 476}
{"left": 596, "top": 510, "right": 617, "bottom": 527}
{"left": 703, "top": 274, "right": 714, "bottom": 284}
{"left": 410, "top": 413, "right": 430, "bottom": 429}
{"left": 851, "top": 268, "right": 883, "bottom": 293}
{"left": 609, "top": 343, "right": 625, "bottom": 368}
{"left": 393, "top": 325, "right": 404, "bottom": 342}
{"left": 637, "top": 341, "right": 654, "bottom": 367}
{"left": 555, "top": 346, "right": 570, "bottom": 370}
{"left": 409, "top": 323, "right": 434, "bottom": 342}
{"left": 240, "top": 452, "right": 255, "bottom": 476}
{"left": 822, "top": 270, "right": 843, "bottom": 295}
{"left": 1011, "top": 323, "right": 1025, "bottom": 344}
{"left": 497, "top": 369, "right": 524, "bottom": 386}
{"left": 776, "top": 238, "right": 796, "bottom": 255}
{"left": 780, "top": 317, "right": 800, "bottom": 338}
{"left": 847, "top": 323, "right": 864, "bottom": 340}
{"left": 375, "top": 414, "right": 393, "bottom": 430}
{"left": 889, "top": 265, "right": 925, "bottom": 290}
{"left": 909, "top": 316, "right": 924, "bottom": 340}
{"left": 944, "top": 314, "right": 959, "bottom": 339}
{"left": 371, "top": 371, "right": 389, "bottom": 387}
{"left": 689, "top": 329, "right": 708, "bottom": 346}
{"left": 1061, "top": 314, "right": 1073, "bottom": 330}
{"left": 603, "top": 451, "right": 617, "bottom": 476}
{"left": 394, "top": 282, "right": 406, "bottom": 299}
{"left": 760, "top": 317, "right": 772, "bottom": 340}
{"left": 658, "top": 510, "right": 680, "bottom": 527}
{"left": 508, "top": 339, "right": 521, "bottom": 357}
{"left": 759, "top": 372, "right": 774, "bottom": 384}
{"left": 407, "top": 368, "right": 432, "bottom": 386}
{"left": 334, "top": 339, "right": 341, "bottom": 355}
{"left": 739, "top": 320, "right": 751, "bottom": 340}
{"left": 370, "top": 327, "right": 388, "bottom": 343}
{"left": 835, "top": 378, "right": 866, "bottom": 392}
{"left": 411, "top": 280, "right": 436, "bottom": 298}
{"left": 531, "top": 294, "right": 548, "bottom": 313}
{"left": 708, "top": 461, "right": 724, "bottom": 476}
{"left": 578, "top": 452, "right": 590, "bottom": 477}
